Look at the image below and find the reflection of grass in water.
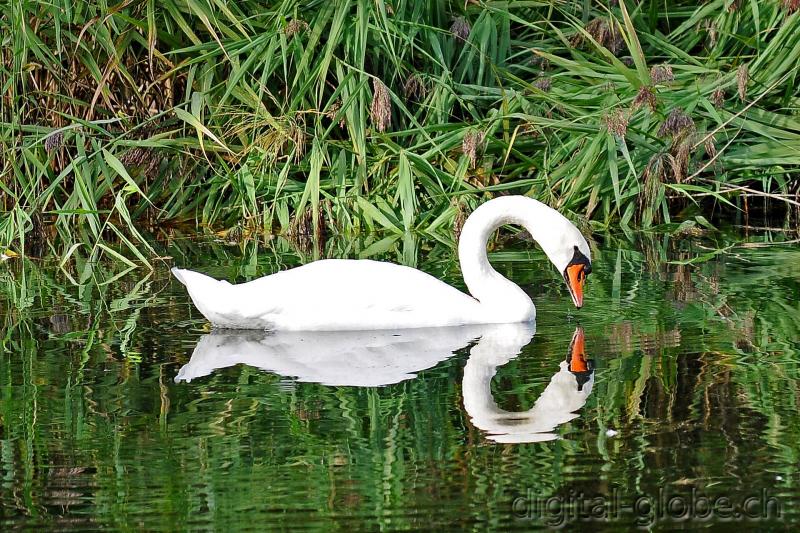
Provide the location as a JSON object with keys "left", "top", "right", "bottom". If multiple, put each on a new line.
{"left": 0, "top": 231, "right": 799, "bottom": 527}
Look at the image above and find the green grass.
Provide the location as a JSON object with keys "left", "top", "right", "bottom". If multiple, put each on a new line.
{"left": 2, "top": 0, "right": 799, "bottom": 264}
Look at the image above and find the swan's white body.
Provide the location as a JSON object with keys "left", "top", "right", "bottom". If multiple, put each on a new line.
{"left": 175, "top": 323, "right": 594, "bottom": 443}
{"left": 173, "top": 260, "right": 488, "bottom": 330}
{"left": 172, "top": 196, "right": 590, "bottom": 330}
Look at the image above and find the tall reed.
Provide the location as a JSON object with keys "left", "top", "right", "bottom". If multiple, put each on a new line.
{"left": 2, "top": 1, "right": 799, "bottom": 263}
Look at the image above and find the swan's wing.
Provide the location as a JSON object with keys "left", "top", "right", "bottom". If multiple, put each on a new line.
{"left": 224, "top": 259, "right": 484, "bottom": 329}
{"left": 248, "top": 259, "right": 475, "bottom": 306}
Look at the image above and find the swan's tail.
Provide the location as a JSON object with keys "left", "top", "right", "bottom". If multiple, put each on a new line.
{"left": 171, "top": 267, "right": 222, "bottom": 290}
{"left": 171, "top": 267, "right": 233, "bottom": 326}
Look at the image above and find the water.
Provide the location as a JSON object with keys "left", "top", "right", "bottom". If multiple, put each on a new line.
{"left": 1, "top": 230, "right": 798, "bottom": 529}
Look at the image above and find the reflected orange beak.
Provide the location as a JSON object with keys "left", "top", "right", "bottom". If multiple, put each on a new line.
{"left": 565, "top": 263, "right": 586, "bottom": 308}
{"left": 568, "top": 328, "right": 588, "bottom": 372}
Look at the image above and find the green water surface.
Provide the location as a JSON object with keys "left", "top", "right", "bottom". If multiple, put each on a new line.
{"left": 1, "top": 230, "right": 798, "bottom": 530}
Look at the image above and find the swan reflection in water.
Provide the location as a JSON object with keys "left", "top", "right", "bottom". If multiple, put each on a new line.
{"left": 176, "top": 324, "right": 594, "bottom": 443}
{"left": 464, "top": 326, "right": 593, "bottom": 443}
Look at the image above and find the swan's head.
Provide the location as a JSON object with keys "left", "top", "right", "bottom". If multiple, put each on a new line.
{"left": 562, "top": 245, "right": 592, "bottom": 309}
{"left": 526, "top": 202, "right": 591, "bottom": 308}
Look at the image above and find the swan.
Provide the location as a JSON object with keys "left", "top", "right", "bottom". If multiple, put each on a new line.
{"left": 171, "top": 195, "right": 592, "bottom": 330}
{"left": 463, "top": 326, "right": 594, "bottom": 443}
{"left": 175, "top": 324, "right": 594, "bottom": 442}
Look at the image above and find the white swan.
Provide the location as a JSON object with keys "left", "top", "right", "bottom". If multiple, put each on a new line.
{"left": 463, "top": 327, "right": 594, "bottom": 443}
{"left": 175, "top": 324, "right": 595, "bottom": 443}
{"left": 172, "top": 195, "right": 592, "bottom": 330}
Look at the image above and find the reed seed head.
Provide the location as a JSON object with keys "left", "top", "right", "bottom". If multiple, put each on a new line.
{"left": 403, "top": 73, "right": 428, "bottom": 100}
{"left": 640, "top": 151, "right": 667, "bottom": 221}
{"left": 658, "top": 108, "right": 695, "bottom": 138}
{"left": 703, "top": 20, "right": 718, "bottom": 49}
{"left": 452, "top": 200, "right": 469, "bottom": 239}
{"left": 584, "top": 18, "right": 606, "bottom": 43}
{"left": 670, "top": 136, "right": 694, "bottom": 183}
{"left": 582, "top": 18, "right": 624, "bottom": 54}
{"left": 326, "top": 100, "right": 340, "bottom": 117}
{"left": 737, "top": 64, "right": 748, "bottom": 101}
{"left": 603, "top": 108, "right": 629, "bottom": 138}
{"left": 290, "top": 117, "right": 307, "bottom": 162}
{"left": 450, "top": 17, "right": 471, "bottom": 41}
{"left": 650, "top": 65, "right": 674, "bottom": 84}
{"left": 119, "top": 147, "right": 161, "bottom": 176}
{"left": 782, "top": 0, "right": 800, "bottom": 12}
{"left": 370, "top": 78, "right": 392, "bottom": 133}
{"left": 533, "top": 77, "right": 552, "bottom": 92}
{"left": 711, "top": 88, "right": 725, "bottom": 108}
{"left": 632, "top": 85, "right": 657, "bottom": 112}
{"left": 284, "top": 19, "right": 309, "bottom": 37}
{"left": 704, "top": 135, "right": 717, "bottom": 160}
{"left": 44, "top": 131, "right": 64, "bottom": 154}
{"left": 326, "top": 100, "right": 345, "bottom": 128}
{"left": 119, "top": 147, "right": 149, "bottom": 167}
{"left": 462, "top": 130, "right": 486, "bottom": 169}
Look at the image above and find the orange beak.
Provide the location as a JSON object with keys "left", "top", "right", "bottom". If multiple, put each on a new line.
{"left": 568, "top": 328, "right": 588, "bottom": 372}
{"left": 565, "top": 263, "right": 586, "bottom": 308}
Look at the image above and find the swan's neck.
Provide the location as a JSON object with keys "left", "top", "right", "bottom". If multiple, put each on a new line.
{"left": 458, "top": 196, "right": 577, "bottom": 321}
